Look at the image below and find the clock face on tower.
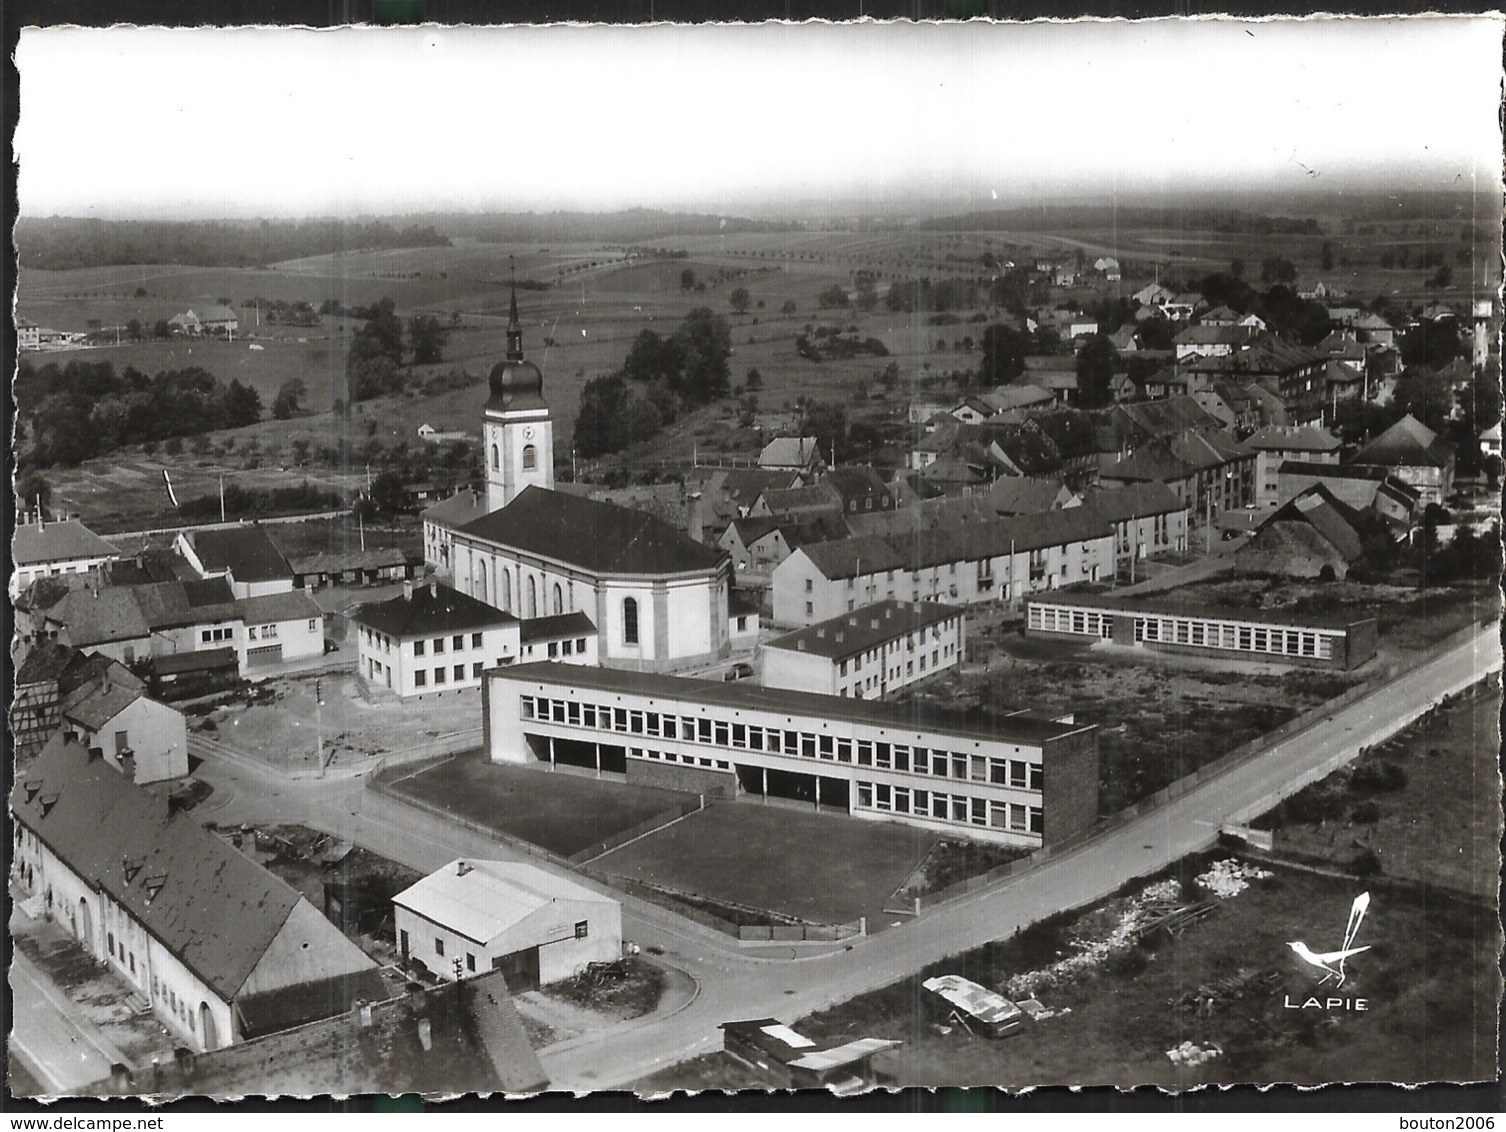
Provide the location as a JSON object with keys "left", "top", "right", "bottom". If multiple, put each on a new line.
{"left": 523, "top": 426, "right": 535, "bottom": 439}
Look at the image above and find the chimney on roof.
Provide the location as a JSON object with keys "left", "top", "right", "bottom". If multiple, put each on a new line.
{"left": 456, "top": 860, "right": 473, "bottom": 877}
{"left": 87, "top": 746, "right": 104, "bottom": 763}
{"left": 430, "top": 581, "right": 438, "bottom": 598}
{"left": 403, "top": 580, "right": 413, "bottom": 601}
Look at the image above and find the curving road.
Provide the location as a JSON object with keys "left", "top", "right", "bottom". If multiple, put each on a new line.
{"left": 187, "top": 624, "right": 1500, "bottom": 1092}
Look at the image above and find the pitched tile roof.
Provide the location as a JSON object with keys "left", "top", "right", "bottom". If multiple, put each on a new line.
{"left": 1245, "top": 425, "right": 1342, "bottom": 454}
{"left": 759, "top": 436, "right": 821, "bottom": 469}
{"left": 987, "top": 476, "right": 1072, "bottom": 516}
{"left": 132, "top": 578, "right": 240, "bottom": 631}
{"left": 186, "top": 524, "right": 293, "bottom": 583}
{"left": 238, "top": 589, "right": 324, "bottom": 625}
{"left": 48, "top": 587, "right": 152, "bottom": 646}
{"left": 422, "top": 489, "right": 492, "bottom": 531}
{"left": 798, "top": 507, "right": 1112, "bottom": 581}
{"left": 13, "top": 737, "right": 305, "bottom": 1001}
{"left": 458, "top": 487, "right": 726, "bottom": 577}
{"left": 12, "top": 519, "right": 119, "bottom": 568}
{"left": 286, "top": 547, "right": 412, "bottom": 576}
{"left": 353, "top": 582, "right": 517, "bottom": 640}
{"left": 1075, "top": 482, "right": 1186, "bottom": 522}
{"left": 15, "top": 640, "right": 79, "bottom": 686}
{"left": 766, "top": 600, "right": 962, "bottom": 662}
{"left": 61, "top": 680, "right": 146, "bottom": 731}
{"left": 1353, "top": 414, "right": 1455, "bottom": 469}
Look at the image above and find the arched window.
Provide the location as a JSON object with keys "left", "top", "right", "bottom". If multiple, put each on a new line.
{"left": 491, "top": 444, "right": 500, "bottom": 470}
{"left": 476, "top": 566, "right": 487, "bottom": 603}
{"left": 502, "top": 568, "right": 513, "bottom": 613}
{"left": 622, "top": 597, "right": 639, "bottom": 645}
{"left": 552, "top": 582, "right": 563, "bottom": 615}
{"left": 522, "top": 444, "right": 537, "bottom": 471}
{"left": 526, "top": 576, "right": 538, "bottom": 619}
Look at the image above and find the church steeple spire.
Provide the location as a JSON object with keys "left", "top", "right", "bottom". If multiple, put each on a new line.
{"left": 506, "top": 258, "right": 524, "bottom": 362}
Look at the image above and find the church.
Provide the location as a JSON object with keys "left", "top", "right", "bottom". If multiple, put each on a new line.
{"left": 423, "top": 288, "right": 732, "bottom": 673}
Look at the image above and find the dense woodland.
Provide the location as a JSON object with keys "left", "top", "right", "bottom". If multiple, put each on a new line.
{"left": 17, "top": 217, "right": 450, "bottom": 270}
{"left": 17, "top": 359, "right": 264, "bottom": 467}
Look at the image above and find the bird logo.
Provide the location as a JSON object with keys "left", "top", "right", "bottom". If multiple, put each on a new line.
{"left": 1287, "top": 892, "right": 1371, "bottom": 987}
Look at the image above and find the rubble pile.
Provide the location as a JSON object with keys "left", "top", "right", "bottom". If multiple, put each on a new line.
{"left": 1196, "top": 858, "right": 1272, "bottom": 898}
{"left": 1166, "top": 1040, "right": 1223, "bottom": 1067}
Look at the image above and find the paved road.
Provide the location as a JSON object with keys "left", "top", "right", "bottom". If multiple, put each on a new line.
{"left": 188, "top": 624, "right": 1499, "bottom": 1091}
{"left": 10, "top": 949, "right": 122, "bottom": 1095}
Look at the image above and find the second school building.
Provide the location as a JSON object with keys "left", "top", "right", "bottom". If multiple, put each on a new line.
{"left": 482, "top": 662, "right": 1098, "bottom": 849}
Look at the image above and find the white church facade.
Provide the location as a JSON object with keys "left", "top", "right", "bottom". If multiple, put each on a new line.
{"left": 424, "top": 286, "right": 732, "bottom": 673}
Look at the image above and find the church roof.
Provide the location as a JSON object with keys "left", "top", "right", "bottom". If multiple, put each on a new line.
{"left": 459, "top": 487, "right": 726, "bottom": 577}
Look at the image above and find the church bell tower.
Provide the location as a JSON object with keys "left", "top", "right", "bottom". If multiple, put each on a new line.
{"left": 483, "top": 282, "right": 554, "bottom": 512}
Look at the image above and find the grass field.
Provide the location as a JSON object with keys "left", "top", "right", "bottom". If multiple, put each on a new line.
{"left": 592, "top": 802, "right": 938, "bottom": 929}
{"left": 1257, "top": 675, "right": 1502, "bottom": 898}
{"left": 386, "top": 750, "right": 693, "bottom": 860}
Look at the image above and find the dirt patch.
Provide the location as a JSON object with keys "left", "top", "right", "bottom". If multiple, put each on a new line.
{"left": 1253, "top": 675, "right": 1502, "bottom": 899}
{"left": 915, "top": 633, "right": 1360, "bottom": 815}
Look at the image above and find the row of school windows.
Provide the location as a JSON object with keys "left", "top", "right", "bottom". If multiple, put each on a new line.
{"left": 628, "top": 748, "right": 732, "bottom": 771}
{"left": 1029, "top": 604, "right": 1336, "bottom": 659}
{"left": 413, "top": 631, "right": 487, "bottom": 656}
{"left": 854, "top": 782, "right": 1044, "bottom": 834}
{"left": 520, "top": 695, "right": 1042, "bottom": 789}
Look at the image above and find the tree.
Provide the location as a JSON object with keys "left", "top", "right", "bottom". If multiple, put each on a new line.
{"left": 1260, "top": 257, "right": 1298, "bottom": 286}
{"left": 977, "top": 323, "right": 1029, "bottom": 385}
{"left": 15, "top": 470, "right": 51, "bottom": 518}
{"left": 1399, "top": 321, "right": 1464, "bottom": 372}
{"left": 803, "top": 401, "right": 847, "bottom": 464}
{"left": 126, "top": 319, "right": 143, "bottom": 341}
{"left": 1429, "top": 265, "right": 1454, "bottom": 290}
{"left": 1074, "top": 333, "right": 1118, "bottom": 408}
{"left": 745, "top": 367, "right": 763, "bottom": 391}
{"left": 680, "top": 268, "right": 697, "bottom": 291}
{"left": 271, "top": 377, "right": 307, "bottom": 420}
{"left": 1391, "top": 369, "right": 1454, "bottom": 434}
{"left": 573, "top": 374, "right": 663, "bottom": 458}
{"left": 408, "top": 314, "right": 447, "bottom": 365}
{"left": 224, "top": 380, "right": 263, "bottom": 427}
{"left": 780, "top": 299, "right": 798, "bottom": 315}
{"left": 153, "top": 319, "right": 173, "bottom": 339}
{"left": 729, "top": 287, "right": 751, "bottom": 314}
{"left": 817, "top": 284, "right": 850, "bottom": 309}
{"left": 672, "top": 307, "right": 732, "bottom": 403}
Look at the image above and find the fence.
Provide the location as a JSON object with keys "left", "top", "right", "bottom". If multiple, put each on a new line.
{"left": 567, "top": 796, "right": 707, "bottom": 864}
{"left": 916, "top": 616, "right": 1496, "bottom": 910}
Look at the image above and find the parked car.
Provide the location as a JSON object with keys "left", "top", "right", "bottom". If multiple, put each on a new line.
{"left": 723, "top": 662, "right": 754, "bottom": 682}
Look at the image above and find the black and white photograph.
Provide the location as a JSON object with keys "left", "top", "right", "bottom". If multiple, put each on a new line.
{"left": 8, "top": 12, "right": 1503, "bottom": 1105}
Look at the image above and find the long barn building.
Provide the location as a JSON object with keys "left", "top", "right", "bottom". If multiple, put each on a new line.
{"left": 482, "top": 662, "right": 1098, "bottom": 849}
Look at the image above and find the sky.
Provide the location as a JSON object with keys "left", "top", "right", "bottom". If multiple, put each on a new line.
{"left": 15, "top": 17, "right": 1505, "bottom": 219}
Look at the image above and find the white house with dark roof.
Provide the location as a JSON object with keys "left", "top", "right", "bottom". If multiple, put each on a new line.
{"left": 772, "top": 509, "right": 1116, "bottom": 627}
{"left": 60, "top": 671, "right": 189, "bottom": 785}
{"left": 762, "top": 600, "right": 965, "bottom": 699}
{"left": 11, "top": 737, "right": 383, "bottom": 1052}
{"left": 176, "top": 523, "right": 294, "bottom": 598}
{"left": 393, "top": 859, "right": 621, "bottom": 989}
{"left": 11, "top": 518, "right": 121, "bottom": 601}
{"left": 352, "top": 580, "right": 522, "bottom": 699}
{"left": 238, "top": 589, "right": 325, "bottom": 668}
{"left": 758, "top": 436, "right": 824, "bottom": 473}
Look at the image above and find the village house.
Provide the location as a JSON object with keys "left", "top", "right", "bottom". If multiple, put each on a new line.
{"left": 58, "top": 661, "right": 190, "bottom": 785}
{"left": 393, "top": 859, "right": 621, "bottom": 990}
{"left": 176, "top": 524, "right": 295, "bottom": 599}
{"left": 1098, "top": 428, "right": 1257, "bottom": 521}
{"left": 1073, "top": 483, "right": 1191, "bottom": 575}
{"left": 1244, "top": 424, "right": 1342, "bottom": 509}
{"left": 1275, "top": 462, "right": 1419, "bottom": 535}
{"left": 758, "top": 435, "right": 824, "bottom": 474}
{"left": 1349, "top": 414, "right": 1456, "bottom": 506}
{"left": 12, "top": 737, "right": 384, "bottom": 1052}
{"left": 1236, "top": 486, "right": 1367, "bottom": 581}
{"left": 11, "top": 517, "right": 121, "bottom": 602}
{"left": 352, "top": 580, "right": 523, "bottom": 699}
{"left": 762, "top": 600, "right": 966, "bottom": 699}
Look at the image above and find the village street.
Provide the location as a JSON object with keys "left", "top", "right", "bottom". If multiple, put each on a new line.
{"left": 178, "top": 622, "right": 1498, "bottom": 1092}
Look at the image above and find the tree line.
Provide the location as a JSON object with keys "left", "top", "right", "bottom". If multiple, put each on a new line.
{"left": 343, "top": 298, "right": 450, "bottom": 405}
{"left": 17, "top": 217, "right": 450, "bottom": 270}
{"left": 18, "top": 359, "right": 264, "bottom": 468}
